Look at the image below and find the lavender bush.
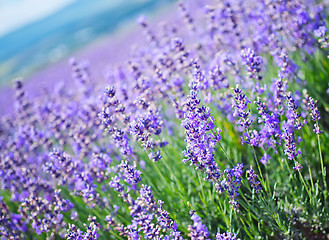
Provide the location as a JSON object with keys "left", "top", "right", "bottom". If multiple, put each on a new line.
{"left": 1, "top": 0, "right": 329, "bottom": 239}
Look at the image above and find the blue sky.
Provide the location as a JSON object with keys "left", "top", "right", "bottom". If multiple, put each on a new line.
{"left": 0, "top": 0, "right": 76, "bottom": 37}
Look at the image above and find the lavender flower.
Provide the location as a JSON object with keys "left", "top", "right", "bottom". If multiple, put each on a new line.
{"left": 216, "top": 232, "right": 239, "bottom": 240}
{"left": 188, "top": 211, "right": 210, "bottom": 240}
{"left": 67, "top": 217, "right": 100, "bottom": 240}
{"left": 0, "top": 0, "right": 327, "bottom": 238}
{"left": 241, "top": 48, "right": 263, "bottom": 81}
{"left": 109, "top": 161, "right": 182, "bottom": 239}
{"left": 285, "top": 92, "right": 303, "bottom": 130}
{"left": 220, "top": 163, "right": 244, "bottom": 208}
{"left": 314, "top": 26, "right": 327, "bottom": 38}
{"left": 281, "top": 121, "right": 302, "bottom": 161}
{"left": 232, "top": 85, "right": 256, "bottom": 146}
{"left": 182, "top": 71, "right": 222, "bottom": 188}
{"left": 314, "top": 25, "right": 329, "bottom": 49}
{"left": 307, "top": 97, "right": 322, "bottom": 134}
{"left": 247, "top": 166, "right": 262, "bottom": 193}
{"left": 255, "top": 97, "right": 281, "bottom": 150}
{"left": 260, "top": 153, "right": 271, "bottom": 165}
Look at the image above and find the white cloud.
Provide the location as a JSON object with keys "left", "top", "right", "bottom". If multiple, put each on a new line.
{"left": 0, "top": 0, "right": 76, "bottom": 37}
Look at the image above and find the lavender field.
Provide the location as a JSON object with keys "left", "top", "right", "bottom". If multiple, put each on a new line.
{"left": 1, "top": 0, "right": 329, "bottom": 239}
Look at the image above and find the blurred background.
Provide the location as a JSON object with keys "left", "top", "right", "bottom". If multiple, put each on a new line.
{"left": 0, "top": 0, "right": 176, "bottom": 88}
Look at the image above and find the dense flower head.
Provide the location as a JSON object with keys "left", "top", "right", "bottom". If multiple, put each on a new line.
{"left": 314, "top": 25, "right": 329, "bottom": 49}
{"left": 307, "top": 97, "right": 322, "bottom": 135}
{"left": 241, "top": 48, "right": 263, "bottom": 81}
{"left": 67, "top": 217, "right": 100, "bottom": 240}
{"left": 188, "top": 211, "right": 210, "bottom": 240}
{"left": 247, "top": 166, "right": 262, "bottom": 193}
{"left": 285, "top": 92, "right": 303, "bottom": 130}
{"left": 220, "top": 163, "right": 244, "bottom": 208}
{"left": 216, "top": 232, "right": 239, "bottom": 240}
{"left": 119, "top": 161, "right": 142, "bottom": 185}
{"left": 182, "top": 87, "right": 222, "bottom": 186}
{"left": 281, "top": 121, "right": 302, "bottom": 161}
{"left": 232, "top": 85, "right": 252, "bottom": 129}
{"left": 255, "top": 97, "right": 281, "bottom": 150}
{"left": 308, "top": 97, "right": 321, "bottom": 122}
{"left": 314, "top": 26, "right": 327, "bottom": 38}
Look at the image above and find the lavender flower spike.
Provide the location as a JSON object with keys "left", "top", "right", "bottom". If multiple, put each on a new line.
{"left": 216, "top": 231, "right": 240, "bottom": 240}
{"left": 308, "top": 97, "right": 322, "bottom": 135}
{"left": 247, "top": 166, "right": 262, "bottom": 194}
{"left": 188, "top": 211, "right": 210, "bottom": 240}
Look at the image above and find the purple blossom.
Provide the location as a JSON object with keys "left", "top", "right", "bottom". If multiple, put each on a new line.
{"left": 182, "top": 65, "right": 222, "bottom": 188}
{"left": 233, "top": 85, "right": 252, "bottom": 130}
{"left": 260, "top": 153, "right": 271, "bottom": 165}
{"left": 188, "top": 211, "right": 210, "bottom": 240}
{"left": 241, "top": 48, "right": 263, "bottom": 81}
{"left": 281, "top": 122, "right": 302, "bottom": 161}
{"left": 219, "top": 163, "right": 244, "bottom": 208}
{"left": 314, "top": 25, "right": 327, "bottom": 38}
{"left": 285, "top": 92, "right": 303, "bottom": 130}
{"left": 307, "top": 97, "right": 322, "bottom": 134}
{"left": 247, "top": 166, "right": 262, "bottom": 193}
{"left": 216, "top": 232, "right": 239, "bottom": 240}
{"left": 67, "top": 217, "right": 100, "bottom": 240}
{"left": 119, "top": 161, "right": 142, "bottom": 185}
{"left": 255, "top": 97, "right": 281, "bottom": 150}
{"left": 232, "top": 85, "right": 257, "bottom": 146}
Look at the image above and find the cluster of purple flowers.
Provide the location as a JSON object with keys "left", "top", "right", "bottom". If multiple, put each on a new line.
{"left": 314, "top": 26, "right": 329, "bottom": 50}
{"left": 219, "top": 164, "right": 244, "bottom": 209}
{"left": 0, "top": 0, "right": 327, "bottom": 238}
{"left": 108, "top": 160, "right": 182, "bottom": 239}
{"left": 188, "top": 211, "right": 210, "bottom": 240}
{"left": 308, "top": 97, "right": 322, "bottom": 134}
{"left": 182, "top": 68, "right": 222, "bottom": 188}
{"left": 188, "top": 211, "right": 240, "bottom": 240}
{"left": 67, "top": 216, "right": 100, "bottom": 239}
{"left": 246, "top": 166, "right": 262, "bottom": 194}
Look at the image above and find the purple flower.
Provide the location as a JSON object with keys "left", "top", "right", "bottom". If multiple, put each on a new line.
{"left": 182, "top": 65, "right": 222, "bottom": 188}
{"left": 219, "top": 163, "right": 244, "bottom": 208}
{"left": 314, "top": 26, "right": 327, "bottom": 38}
{"left": 307, "top": 97, "right": 322, "bottom": 134}
{"left": 281, "top": 121, "right": 301, "bottom": 161}
{"left": 67, "top": 217, "right": 100, "bottom": 240}
{"left": 285, "top": 92, "right": 303, "bottom": 130}
{"left": 260, "top": 153, "right": 271, "bottom": 165}
{"left": 216, "top": 231, "right": 239, "bottom": 240}
{"left": 241, "top": 48, "right": 263, "bottom": 81}
{"left": 233, "top": 85, "right": 252, "bottom": 129}
{"left": 119, "top": 161, "right": 142, "bottom": 185}
{"left": 247, "top": 166, "right": 262, "bottom": 193}
{"left": 188, "top": 211, "right": 210, "bottom": 240}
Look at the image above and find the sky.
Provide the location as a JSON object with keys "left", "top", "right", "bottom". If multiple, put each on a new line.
{"left": 0, "top": 0, "right": 76, "bottom": 37}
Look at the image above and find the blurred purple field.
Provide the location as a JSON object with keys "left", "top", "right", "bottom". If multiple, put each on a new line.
{"left": 0, "top": 0, "right": 177, "bottom": 114}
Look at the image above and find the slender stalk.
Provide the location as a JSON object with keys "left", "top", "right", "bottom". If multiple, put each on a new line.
{"left": 252, "top": 147, "right": 268, "bottom": 193}
{"left": 229, "top": 206, "right": 233, "bottom": 233}
{"left": 316, "top": 126, "right": 327, "bottom": 201}
{"left": 197, "top": 171, "right": 206, "bottom": 205}
{"left": 218, "top": 142, "right": 234, "bottom": 165}
{"left": 297, "top": 167, "right": 312, "bottom": 201}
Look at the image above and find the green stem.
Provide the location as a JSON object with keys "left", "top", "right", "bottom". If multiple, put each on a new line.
{"left": 218, "top": 142, "right": 234, "bottom": 165}
{"left": 252, "top": 147, "right": 268, "bottom": 193}
{"left": 229, "top": 206, "right": 233, "bottom": 233}
{"left": 197, "top": 171, "right": 206, "bottom": 205}
{"left": 317, "top": 127, "right": 327, "bottom": 201}
{"left": 298, "top": 169, "right": 312, "bottom": 201}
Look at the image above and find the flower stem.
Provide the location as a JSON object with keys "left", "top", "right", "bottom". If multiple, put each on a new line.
{"left": 317, "top": 126, "right": 327, "bottom": 201}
